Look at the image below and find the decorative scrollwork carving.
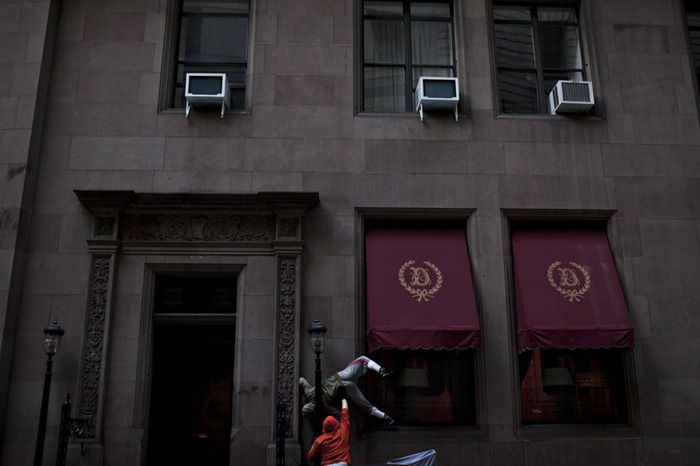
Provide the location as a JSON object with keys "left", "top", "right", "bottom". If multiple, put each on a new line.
{"left": 79, "top": 257, "right": 110, "bottom": 417}
{"left": 277, "top": 258, "right": 296, "bottom": 437}
{"left": 120, "top": 214, "right": 276, "bottom": 242}
{"left": 279, "top": 218, "right": 298, "bottom": 239}
{"left": 95, "top": 216, "right": 114, "bottom": 236}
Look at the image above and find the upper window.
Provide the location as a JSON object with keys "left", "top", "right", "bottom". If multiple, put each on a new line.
{"left": 686, "top": 4, "right": 700, "bottom": 88}
{"left": 166, "top": 0, "right": 249, "bottom": 111}
{"left": 493, "top": 4, "right": 585, "bottom": 114}
{"left": 362, "top": 1, "right": 455, "bottom": 113}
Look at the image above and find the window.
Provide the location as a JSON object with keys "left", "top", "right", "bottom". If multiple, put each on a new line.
{"left": 166, "top": 0, "right": 249, "bottom": 111}
{"left": 364, "top": 221, "right": 480, "bottom": 427}
{"left": 363, "top": 1, "right": 455, "bottom": 112}
{"left": 519, "top": 348, "right": 629, "bottom": 424}
{"left": 686, "top": 4, "right": 700, "bottom": 88}
{"left": 511, "top": 223, "right": 634, "bottom": 425}
{"left": 368, "top": 349, "right": 476, "bottom": 426}
{"left": 493, "top": 3, "right": 585, "bottom": 114}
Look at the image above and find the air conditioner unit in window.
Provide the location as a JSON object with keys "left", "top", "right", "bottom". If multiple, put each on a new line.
{"left": 548, "top": 80, "right": 594, "bottom": 115}
{"left": 185, "top": 73, "right": 231, "bottom": 118}
{"left": 415, "top": 77, "right": 459, "bottom": 122}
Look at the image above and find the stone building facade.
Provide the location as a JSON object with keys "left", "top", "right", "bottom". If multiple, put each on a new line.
{"left": 1, "top": 0, "right": 699, "bottom": 465}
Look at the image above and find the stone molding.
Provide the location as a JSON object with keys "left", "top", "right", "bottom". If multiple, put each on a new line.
{"left": 75, "top": 190, "right": 318, "bottom": 446}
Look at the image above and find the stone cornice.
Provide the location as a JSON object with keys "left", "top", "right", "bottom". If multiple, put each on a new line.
{"left": 75, "top": 190, "right": 319, "bottom": 215}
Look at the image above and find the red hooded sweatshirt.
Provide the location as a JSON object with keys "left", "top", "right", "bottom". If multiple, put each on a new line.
{"left": 307, "top": 407, "right": 351, "bottom": 465}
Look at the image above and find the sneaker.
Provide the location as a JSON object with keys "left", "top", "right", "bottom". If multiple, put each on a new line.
{"left": 379, "top": 368, "right": 396, "bottom": 378}
{"left": 381, "top": 415, "right": 395, "bottom": 430}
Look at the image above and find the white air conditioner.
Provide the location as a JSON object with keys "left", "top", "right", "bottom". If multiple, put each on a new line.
{"left": 415, "top": 77, "right": 459, "bottom": 121}
{"left": 185, "top": 73, "right": 231, "bottom": 118}
{"left": 548, "top": 80, "right": 594, "bottom": 115}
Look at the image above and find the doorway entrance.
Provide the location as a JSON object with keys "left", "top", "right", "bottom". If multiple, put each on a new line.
{"left": 147, "top": 275, "right": 237, "bottom": 466}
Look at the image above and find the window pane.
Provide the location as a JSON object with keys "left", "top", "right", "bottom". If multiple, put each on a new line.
{"left": 364, "top": 19, "right": 405, "bottom": 64}
{"left": 154, "top": 276, "right": 236, "bottom": 315}
{"left": 498, "top": 71, "right": 538, "bottom": 113}
{"left": 538, "top": 7, "right": 577, "bottom": 23}
{"left": 412, "top": 21, "right": 453, "bottom": 65}
{"left": 364, "top": 67, "right": 406, "bottom": 112}
{"left": 688, "top": 12, "right": 700, "bottom": 83}
{"left": 369, "top": 349, "right": 476, "bottom": 427}
{"left": 493, "top": 6, "right": 531, "bottom": 21}
{"left": 182, "top": 16, "right": 248, "bottom": 63}
{"left": 494, "top": 4, "right": 586, "bottom": 115}
{"left": 539, "top": 24, "right": 582, "bottom": 69}
{"left": 495, "top": 23, "right": 535, "bottom": 69}
{"left": 691, "top": 29, "right": 700, "bottom": 65}
{"left": 689, "top": 12, "right": 700, "bottom": 28}
{"left": 520, "top": 348, "right": 628, "bottom": 424}
{"left": 364, "top": 0, "right": 403, "bottom": 16}
{"left": 183, "top": 0, "right": 248, "bottom": 14}
{"left": 411, "top": 2, "right": 451, "bottom": 18}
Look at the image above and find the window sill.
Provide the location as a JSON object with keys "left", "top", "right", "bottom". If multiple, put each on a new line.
{"left": 356, "top": 111, "right": 423, "bottom": 118}
{"left": 355, "top": 111, "right": 467, "bottom": 120}
{"left": 159, "top": 108, "right": 250, "bottom": 117}
{"left": 359, "top": 425, "right": 487, "bottom": 443}
{"left": 516, "top": 422, "right": 640, "bottom": 440}
{"left": 495, "top": 113, "right": 604, "bottom": 122}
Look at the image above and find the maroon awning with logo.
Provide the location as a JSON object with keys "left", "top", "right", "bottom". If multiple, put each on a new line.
{"left": 365, "top": 227, "right": 481, "bottom": 352}
{"left": 512, "top": 228, "right": 634, "bottom": 352}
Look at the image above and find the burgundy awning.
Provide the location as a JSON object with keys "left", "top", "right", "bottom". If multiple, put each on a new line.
{"left": 365, "top": 227, "right": 481, "bottom": 351}
{"left": 512, "top": 228, "right": 634, "bottom": 352}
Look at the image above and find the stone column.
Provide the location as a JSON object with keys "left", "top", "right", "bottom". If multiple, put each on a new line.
{"left": 73, "top": 192, "right": 131, "bottom": 463}
{"left": 264, "top": 194, "right": 318, "bottom": 466}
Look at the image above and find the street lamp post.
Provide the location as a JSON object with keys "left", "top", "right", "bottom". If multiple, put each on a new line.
{"left": 307, "top": 319, "right": 327, "bottom": 439}
{"left": 33, "top": 319, "right": 64, "bottom": 466}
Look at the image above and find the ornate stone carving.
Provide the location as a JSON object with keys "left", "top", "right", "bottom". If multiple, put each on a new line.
{"left": 120, "top": 213, "right": 276, "bottom": 242}
{"left": 277, "top": 257, "right": 296, "bottom": 437}
{"left": 95, "top": 216, "right": 114, "bottom": 236}
{"left": 279, "top": 218, "right": 298, "bottom": 239}
{"left": 79, "top": 256, "right": 110, "bottom": 418}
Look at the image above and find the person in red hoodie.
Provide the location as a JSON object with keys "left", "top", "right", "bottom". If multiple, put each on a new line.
{"left": 308, "top": 398, "right": 351, "bottom": 466}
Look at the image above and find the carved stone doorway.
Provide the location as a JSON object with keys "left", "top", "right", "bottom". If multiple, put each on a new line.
{"left": 74, "top": 191, "right": 318, "bottom": 465}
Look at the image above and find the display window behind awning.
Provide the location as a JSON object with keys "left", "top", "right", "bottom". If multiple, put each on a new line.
{"left": 512, "top": 227, "right": 634, "bottom": 352}
{"left": 365, "top": 226, "right": 481, "bottom": 352}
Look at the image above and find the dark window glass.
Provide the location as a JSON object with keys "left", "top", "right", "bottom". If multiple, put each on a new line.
{"left": 170, "top": 0, "right": 249, "bottom": 110}
{"left": 368, "top": 349, "right": 477, "bottom": 427}
{"left": 154, "top": 275, "right": 236, "bottom": 315}
{"left": 493, "top": 4, "right": 584, "bottom": 114}
{"left": 520, "top": 348, "right": 629, "bottom": 424}
{"left": 498, "top": 71, "right": 539, "bottom": 113}
{"left": 687, "top": 8, "right": 700, "bottom": 86}
{"left": 363, "top": 1, "right": 455, "bottom": 112}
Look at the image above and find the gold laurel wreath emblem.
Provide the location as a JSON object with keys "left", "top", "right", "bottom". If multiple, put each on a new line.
{"left": 398, "top": 260, "right": 443, "bottom": 302}
{"left": 546, "top": 261, "right": 591, "bottom": 302}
